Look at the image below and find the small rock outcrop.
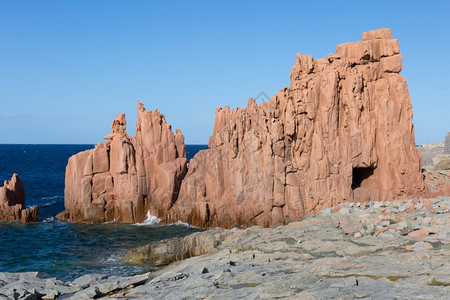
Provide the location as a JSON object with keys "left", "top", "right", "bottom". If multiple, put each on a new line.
{"left": 167, "top": 28, "right": 425, "bottom": 228}
{"left": 122, "top": 229, "right": 226, "bottom": 266}
{"left": 0, "top": 174, "right": 39, "bottom": 223}
{"left": 57, "top": 102, "right": 187, "bottom": 223}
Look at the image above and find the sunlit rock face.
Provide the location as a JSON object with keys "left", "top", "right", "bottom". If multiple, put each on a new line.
{"left": 167, "top": 28, "right": 425, "bottom": 228}
{"left": 58, "top": 102, "right": 187, "bottom": 223}
{"left": 60, "top": 28, "right": 426, "bottom": 228}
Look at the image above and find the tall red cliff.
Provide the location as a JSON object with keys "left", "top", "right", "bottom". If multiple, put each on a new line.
{"left": 57, "top": 102, "right": 187, "bottom": 223}
{"left": 60, "top": 28, "right": 426, "bottom": 228}
{"left": 167, "top": 28, "right": 425, "bottom": 228}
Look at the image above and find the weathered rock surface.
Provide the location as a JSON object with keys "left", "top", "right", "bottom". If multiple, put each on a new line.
{"left": 2, "top": 197, "right": 449, "bottom": 299}
{"left": 121, "top": 229, "right": 226, "bottom": 266}
{"left": 168, "top": 28, "right": 425, "bottom": 228}
{"left": 57, "top": 102, "right": 187, "bottom": 223}
{"left": 418, "top": 139, "right": 450, "bottom": 197}
{"left": 0, "top": 271, "right": 150, "bottom": 300}
{"left": 0, "top": 173, "right": 38, "bottom": 223}
{"left": 114, "top": 197, "right": 450, "bottom": 299}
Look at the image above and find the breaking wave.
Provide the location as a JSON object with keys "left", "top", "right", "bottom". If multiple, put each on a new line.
{"left": 133, "top": 211, "right": 161, "bottom": 226}
{"left": 170, "top": 220, "right": 197, "bottom": 229}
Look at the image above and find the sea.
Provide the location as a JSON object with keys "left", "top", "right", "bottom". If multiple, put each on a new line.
{"left": 0, "top": 144, "right": 208, "bottom": 281}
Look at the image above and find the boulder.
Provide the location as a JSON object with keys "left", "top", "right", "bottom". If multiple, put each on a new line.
{"left": 167, "top": 28, "right": 425, "bottom": 228}
{"left": 121, "top": 229, "right": 226, "bottom": 266}
{"left": 58, "top": 102, "right": 187, "bottom": 223}
{"left": 0, "top": 174, "right": 39, "bottom": 223}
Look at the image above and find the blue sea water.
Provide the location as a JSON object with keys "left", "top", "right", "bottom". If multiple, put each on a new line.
{"left": 0, "top": 144, "right": 208, "bottom": 281}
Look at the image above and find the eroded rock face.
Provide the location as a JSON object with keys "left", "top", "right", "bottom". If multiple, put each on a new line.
{"left": 0, "top": 174, "right": 39, "bottom": 223}
{"left": 167, "top": 28, "right": 425, "bottom": 228}
{"left": 58, "top": 102, "right": 187, "bottom": 223}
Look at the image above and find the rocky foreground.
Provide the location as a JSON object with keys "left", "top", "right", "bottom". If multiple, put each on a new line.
{"left": 1, "top": 196, "right": 449, "bottom": 299}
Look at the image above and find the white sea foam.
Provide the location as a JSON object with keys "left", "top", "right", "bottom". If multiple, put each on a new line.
{"left": 133, "top": 210, "right": 161, "bottom": 226}
{"left": 104, "top": 253, "right": 122, "bottom": 262}
{"left": 170, "top": 220, "right": 197, "bottom": 228}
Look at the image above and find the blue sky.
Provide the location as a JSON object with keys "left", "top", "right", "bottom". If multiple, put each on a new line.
{"left": 0, "top": 0, "right": 448, "bottom": 145}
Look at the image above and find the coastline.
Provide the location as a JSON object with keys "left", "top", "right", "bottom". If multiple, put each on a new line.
{"left": 1, "top": 196, "right": 448, "bottom": 299}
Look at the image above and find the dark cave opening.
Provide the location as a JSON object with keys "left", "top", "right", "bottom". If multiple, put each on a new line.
{"left": 352, "top": 167, "right": 375, "bottom": 189}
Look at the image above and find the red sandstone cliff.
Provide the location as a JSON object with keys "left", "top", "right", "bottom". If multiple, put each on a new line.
{"left": 166, "top": 28, "right": 425, "bottom": 228}
{"left": 57, "top": 102, "right": 187, "bottom": 223}
{"left": 61, "top": 28, "right": 427, "bottom": 228}
{"left": 0, "top": 173, "right": 39, "bottom": 223}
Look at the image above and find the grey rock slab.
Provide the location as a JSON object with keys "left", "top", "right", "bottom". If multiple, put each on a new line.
{"left": 351, "top": 285, "right": 385, "bottom": 298}
{"left": 41, "top": 289, "right": 58, "bottom": 300}
{"left": 0, "top": 272, "right": 39, "bottom": 283}
{"left": 72, "top": 273, "right": 108, "bottom": 289}
{"left": 329, "top": 276, "right": 358, "bottom": 288}
{"left": 68, "top": 286, "right": 101, "bottom": 299}
{"left": 1, "top": 279, "right": 46, "bottom": 293}
{"left": 148, "top": 272, "right": 187, "bottom": 284}
{"left": 116, "top": 273, "right": 151, "bottom": 289}
{"left": 355, "top": 276, "right": 378, "bottom": 286}
{"left": 93, "top": 281, "right": 120, "bottom": 295}
{"left": 44, "top": 279, "right": 81, "bottom": 295}
{"left": 2, "top": 287, "right": 42, "bottom": 300}
{"left": 120, "top": 284, "right": 157, "bottom": 298}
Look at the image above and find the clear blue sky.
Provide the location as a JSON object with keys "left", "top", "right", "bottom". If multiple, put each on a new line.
{"left": 0, "top": 0, "right": 449, "bottom": 145}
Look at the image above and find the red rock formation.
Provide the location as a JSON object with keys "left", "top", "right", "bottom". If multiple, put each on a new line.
{"left": 0, "top": 173, "right": 39, "bottom": 223}
{"left": 57, "top": 102, "right": 187, "bottom": 223}
{"left": 167, "top": 28, "right": 425, "bottom": 228}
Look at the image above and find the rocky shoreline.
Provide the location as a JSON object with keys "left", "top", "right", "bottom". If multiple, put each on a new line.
{"left": 1, "top": 196, "right": 448, "bottom": 299}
